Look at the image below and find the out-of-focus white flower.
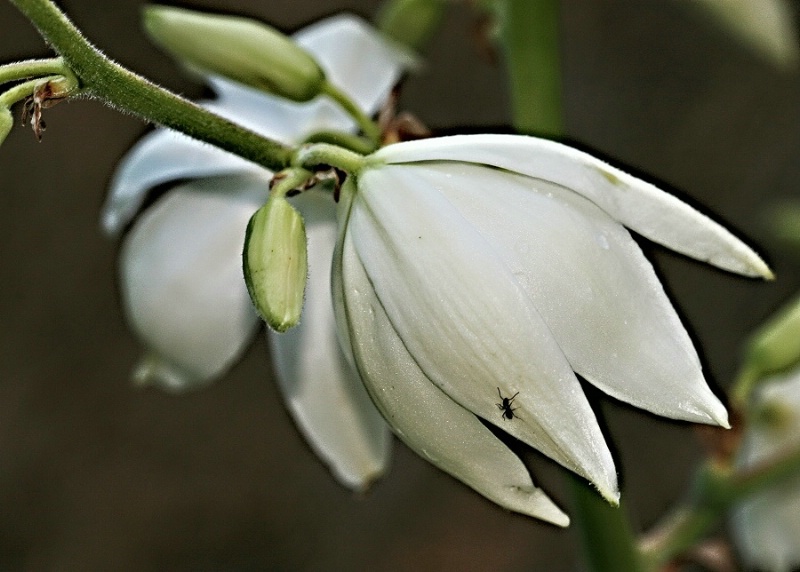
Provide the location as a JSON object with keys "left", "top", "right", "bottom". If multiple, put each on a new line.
{"left": 692, "top": 0, "right": 799, "bottom": 68}
{"left": 103, "top": 15, "right": 412, "bottom": 490}
{"left": 332, "top": 134, "right": 771, "bottom": 524}
{"left": 733, "top": 369, "right": 800, "bottom": 572}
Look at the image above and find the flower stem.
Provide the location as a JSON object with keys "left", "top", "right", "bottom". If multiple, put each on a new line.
{"left": 8, "top": 0, "right": 292, "bottom": 171}
{"left": 293, "top": 143, "right": 365, "bottom": 174}
{"left": 0, "top": 77, "right": 47, "bottom": 107}
{"left": 568, "top": 475, "right": 645, "bottom": 572}
{"left": 496, "top": 0, "right": 564, "bottom": 137}
{"left": 321, "top": 80, "right": 381, "bottom": 145}
{"left": 0, "top": 57, "right": 67, "bottom": 85}
{"left": 270, "top": 168, "right": 313, "bottom": 200}
{"left": 642, "top": 447, "right": 800, "bottom": 568}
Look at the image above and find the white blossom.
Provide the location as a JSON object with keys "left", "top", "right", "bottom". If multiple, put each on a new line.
{"left": 103, "top": 15, "right": 412, "bottom": 490}
{"left": 733, "top": 369, "right": 800, "bottom": 572}
{"left": 332, "top": 134, "right": 771, "bottom": 523}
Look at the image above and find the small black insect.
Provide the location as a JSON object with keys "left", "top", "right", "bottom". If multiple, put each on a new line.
{"left": 496, "top": 388, "right": 519, "bottom": 420}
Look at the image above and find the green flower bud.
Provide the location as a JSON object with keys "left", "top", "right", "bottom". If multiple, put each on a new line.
{"left": 243, "top": 195, "right": 308, "bottom": 332}
{"left": 143, "top": 6, "right": 326, "bottom": 102}
{"left": 0, "top": 106, "right": 11, "bottom": 145}
{"left": 744, "top": 294, "right": 800, "bottom": 381}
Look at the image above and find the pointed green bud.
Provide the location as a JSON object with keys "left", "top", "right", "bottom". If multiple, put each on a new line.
{"left": 143, "top": 6, "right": 326, "bottom": 102}
{"left": 243, "top": 195, "right": 308, "bottom": 332}
{"left": 0, "top": 106, "right": 11, "bottom": 145}
{"left": 744, "top": 295, "right": 800, "bottom": 381}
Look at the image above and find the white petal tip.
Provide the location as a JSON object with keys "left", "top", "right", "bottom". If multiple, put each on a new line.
{"left": 334, "top": 464, "right": 387, "bottom": 493}
{"left": 740, "top": 254, "right": 775, "bottom": 280}
{"left": 131, "top": 353, "right": 204, "bottom": 393}
{"left": 704, "top": 397, "right": 731, "bottom": 429}
{"left": 101, "top": 208, "right": 124, "bottom": 237}
{"left": 504, "top": 486, "right": 570, "bottom": 526}
{"left": 599, "top": 487, "right": 621, "bottom": 507}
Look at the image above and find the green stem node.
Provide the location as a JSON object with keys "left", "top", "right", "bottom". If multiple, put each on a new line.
{"left": 293, "top": 143, "right": 366, "bottom": 174}
{"left": 0, "top": 57, "right": 69, "bottom": 85}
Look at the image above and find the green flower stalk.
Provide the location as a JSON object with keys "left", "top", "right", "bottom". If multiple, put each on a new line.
{"left": 735, "top": 294, "right": 800, "bottom": 405}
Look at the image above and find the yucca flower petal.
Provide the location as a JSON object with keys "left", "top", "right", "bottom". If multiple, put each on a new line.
{"left": 332, "top": 134, "right": 770, "bottom": 513}
{"left": 121, "top": 175, "right": 265, "bottom": 389}
{"left": 108, "top": 14, "right": 412, "bottom": 490}
{"left": 372, "top": 135, "right": 772, "bottom": 279}
{"left": 271, "top": 189, "right": 391, "bottom": 490}
{"left": 337, "top": 220, "right": 569, "bottom": 524}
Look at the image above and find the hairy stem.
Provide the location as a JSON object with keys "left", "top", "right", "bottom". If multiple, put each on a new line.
{"left": 9, "top": 0, "right": 292, "bottom": 171}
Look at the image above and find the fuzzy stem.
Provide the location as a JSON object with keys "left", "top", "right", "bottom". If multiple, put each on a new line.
{"left": 0, "top": 57, "right": 68, "bottom": 85}
{"left": 9, "top": 0, "right": 292, "bottom": 171}
{"left": 321, "top": 80, "right": 381, "bottom": 145}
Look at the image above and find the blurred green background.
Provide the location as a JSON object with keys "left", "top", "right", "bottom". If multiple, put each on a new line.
{"left": 1, "top": 0, "right": 799, "bottom": 569}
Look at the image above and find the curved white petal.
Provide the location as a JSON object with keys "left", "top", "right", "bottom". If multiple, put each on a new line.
{"left": 293, "top": 14, "right": 416, "bottom": 112}
{"left": 373, "top": 135, "right": 772, "bottom": 279}
{"left": 338, "top": 224, "right": 569, "bottom": 525}
{"left": 203, "top": 77, "right": 348, "bottom": 142}
{"left": 103, "top": 129, "right": 268, "bottom": 236}
{"left": 269, "top": 189, "right": 390, "bottom": 490}
{"left": 402, "top": 162, "right": 728, "bottom": 426}
{"left": 350, "top": 166, "right": 618, "bottom": 501}
{"left": 120, "top": 175, "right": 265, "bottom": 391}
{"left": 733, "top": 371, "right": 800, "bottom": 571}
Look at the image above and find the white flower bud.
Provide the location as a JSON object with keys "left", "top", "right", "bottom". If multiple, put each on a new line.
{"left": 143, "top": 6, "right": 326, "bottom": 102}
{"left": 244, "top": 194, "right": 308, "bottom": 332}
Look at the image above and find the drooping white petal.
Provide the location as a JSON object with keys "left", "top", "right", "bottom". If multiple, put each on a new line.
{"left": 293, "top": 14, "right": 416, "bottom": 112}
{"left": 337, "top": 224, "right": 569, "bottom": 525}
{"left": 269, "top": 189, "right": 390, "bottom": 490}
{"left": 350, "top": 166, "right": 619, "bottom": 501}
{"left": 120, "top": 175, "right": 265, "bottom": 390}
{"left": 103, "top": 129, "right": 268, "bottom": 236}
{"left": 732, "top": 371, "right": 800, "bottom": 571}
{"left": 373, "top": 135, "right": 772, "bottom": 279}
{"left": 399, "top": 162, "right": 728, "bottom": 426}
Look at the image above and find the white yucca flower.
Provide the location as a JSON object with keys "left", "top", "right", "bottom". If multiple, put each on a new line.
{"left": 733, "top": 369, "right": 800, "bottom": 572}
{"left": 103, "top": 15, "right": 412, "bottom": 490}
{"left": 330, "top": 134, "right": 771, "bottom": 524}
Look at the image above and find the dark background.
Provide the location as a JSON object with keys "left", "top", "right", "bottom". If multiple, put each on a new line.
{"left": 1, "top": 1, "right": 799, "bottom": 570}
